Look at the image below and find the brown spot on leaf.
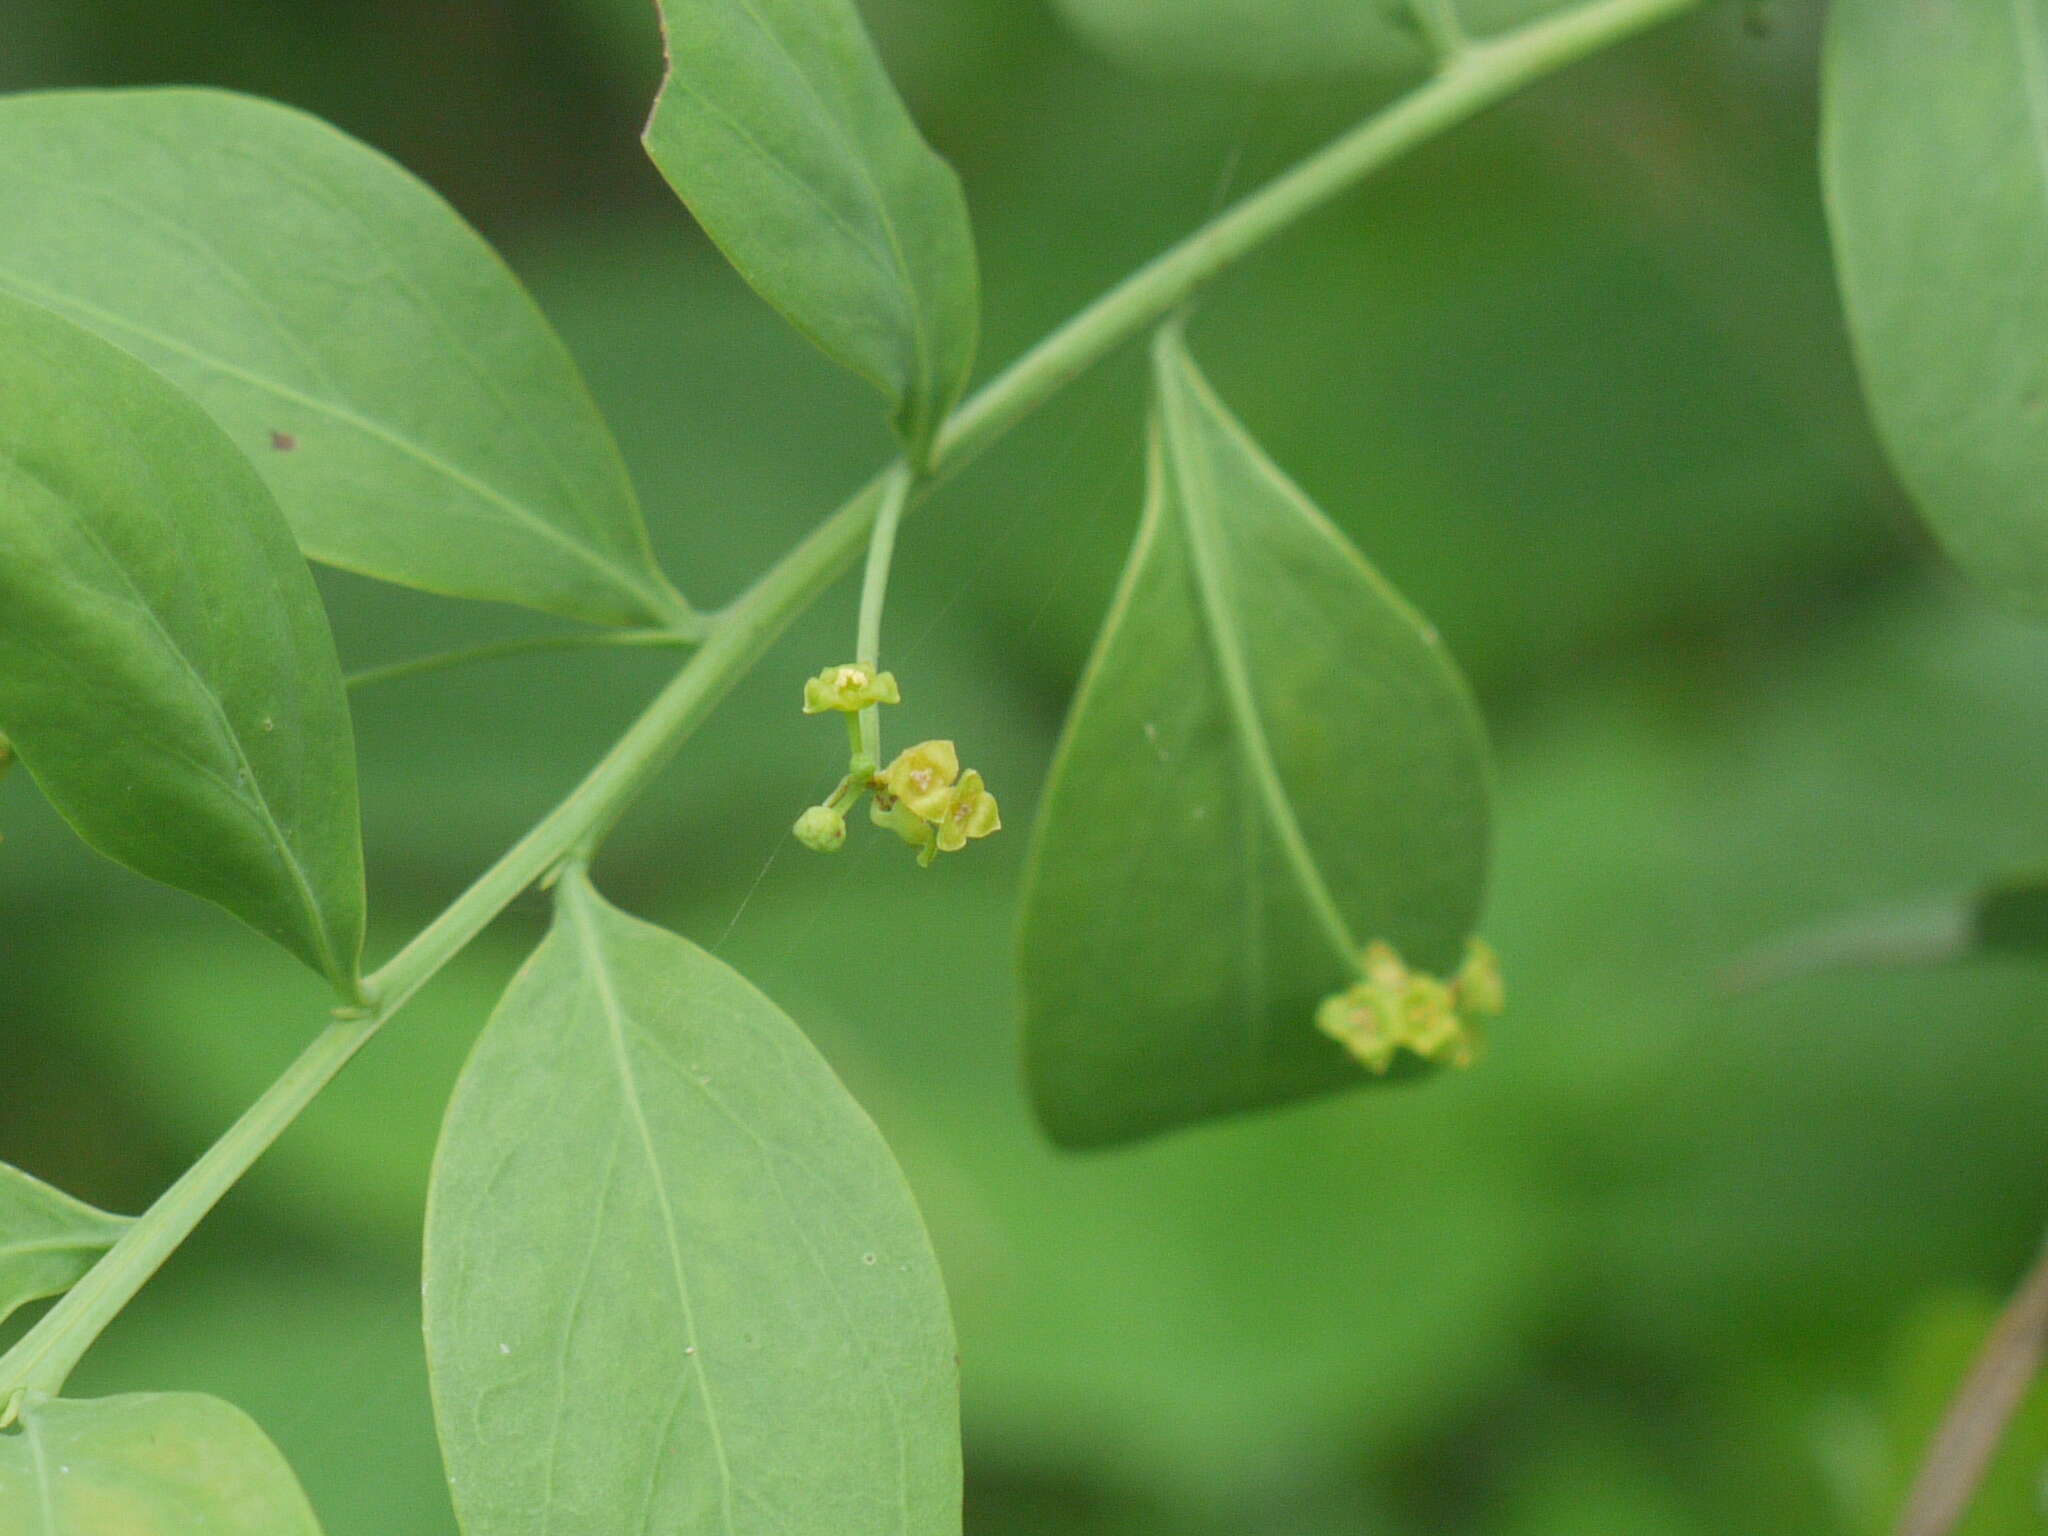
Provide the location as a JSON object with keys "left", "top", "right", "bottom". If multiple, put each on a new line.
{"left": 269, "top": 430, "right": 298, "bottom": 452}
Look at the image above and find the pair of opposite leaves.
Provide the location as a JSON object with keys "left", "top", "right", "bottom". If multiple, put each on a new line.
{"left": 0, "top": 294, "right": 1482, "bottom": 1536}
{"left": 0, "top": 12, "right": 1492, "bottom": 1536}
{"left": 0, "top": 328, "right": 1493, "bottom": 1536}
{"left": 0, "top": 0, "right": 976, "bottom": 621}
{"left": 0, "top": 0, "right": 979, "bottom": 996}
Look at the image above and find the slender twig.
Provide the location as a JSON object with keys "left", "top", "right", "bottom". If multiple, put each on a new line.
{"left": 0, "top": 0, "right": 1707, "bottom": 1404}
{"left": 345, "top": 628, "right": 693, "bottom": 692}
{"left": 854, "top": 463, "right": 913, "bottom": 767}
{"left": 1893, "top": 1235, "right": 2048, "bottom": 1536}
{"left": 1409, "top": 0, "right": 1473, "bottom": 63}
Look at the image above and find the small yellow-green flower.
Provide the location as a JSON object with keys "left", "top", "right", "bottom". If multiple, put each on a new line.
{"left": 1313, "top": 987, "right": 1401, "bottom": 1074}
{"left": 1315, "top": 937, "right": 1503, "bottom": 1075}
{"left": 933, "top": 770, "right": 1001, "bottom": 853}
{"left": 867, "top": 742, "right": 1002, "bottom": 866}
{"left": 802, "top": 663, "right": 900, "bottom": 715}
{"left": 878, "top": 740, "right": 960, "bottom": 821}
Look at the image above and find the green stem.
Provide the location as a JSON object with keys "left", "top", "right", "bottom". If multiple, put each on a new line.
{"left": 932, "top": 0, "right": 1705, "bottom": 475}
{"left": 854, "top": 463, "right": 913, "bottom": 768}
{"left": 0, "top": 0, "right": 1703, "bottom": 1403}
{"left": 344, "top": 628, "right": 694, "bottom": 693}
{"left": 1408, "top": 0, "right": 1473, "bottom": 62}
{"left": 855, "top": 466, "right": 913, "bottom": 671}
{"left": 0, "top": 1016, "right": 379, "bottom": 1401}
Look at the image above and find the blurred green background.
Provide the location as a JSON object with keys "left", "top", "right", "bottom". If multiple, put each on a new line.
{"left": 5, "top": 1, "right": 2048, "bottom": 1531}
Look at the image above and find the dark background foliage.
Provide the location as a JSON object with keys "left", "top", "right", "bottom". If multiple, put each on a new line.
{"left": 5, "top": 2, "right": 2046, "bottom": 1531}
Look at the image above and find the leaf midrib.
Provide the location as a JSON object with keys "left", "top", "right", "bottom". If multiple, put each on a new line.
{"left": 0, "top": 267, "right": 672, "bottom": 620}
{"left": 568, "top": 885, "right": 740, "bottom": 1536}
{"left": 1161, "top": 377, "right": 1360, "bottom": 973}
{"left": 1, "top": 1234, "right": 119, "bottom": 1264}
{"left": 3, "top": 451, "right": 346, "bottom": 983}
{"left": 724, "top": 0, "right": 939, "bottom": 403}
{"left": 24, "top": 1407, "right": 61, "bottom": 1536}
{"left": 656, "top": 0, "right": 943, "bottom": 412}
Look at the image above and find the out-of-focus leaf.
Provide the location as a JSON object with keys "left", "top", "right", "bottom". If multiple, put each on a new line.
{"left": 69, "top": 1252, "right": 455, "bottom": 1536}
{"left": 1019, "top": 329, "right": 1492, "bottom": 1147}
{"left": 425, "top": 872, "right": 960, "bottom": 1536}
{"left": 1048, "top": 0, "right": 1419, "bottom": 79}
{"left": 0, "top": 1165, "right": 126, "bottom": 1332}
{"left": 643, "top": 0, "right": 979, "bottom": 459}
{"left": 1045, "top": 0, "right": 1570, "bottom": 80}
{"left": 0, "top": 1393, "right": 324, "bottom": 1535}
{"left": 0, "top": 89, "right": 686, "bottom": 628}
{"left": 0, "top": 292, "right": 365, "bottom": 992}
{"left": 1823, "top": 0, "right": 2048, "bottom": 619}
{"left": 1722, "top": 868, "right": 2048, "bottom": 992}
{"left": 1721, "top": 901, "right": 1975, "bottom": 993}
{"left": 1974, "top": 872, "right": 2048, "bottom": 957}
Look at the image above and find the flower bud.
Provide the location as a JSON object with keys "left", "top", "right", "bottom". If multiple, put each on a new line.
{"left": 792, "top": 804, "right": 847, "bottom": 853}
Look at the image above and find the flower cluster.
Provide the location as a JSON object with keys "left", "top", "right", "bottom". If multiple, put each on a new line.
{"left": 868, "top": 741, "right": 1001, "bottom": 867}
{"left": 789, "top": 665, "right": 1000, "bottom": 866}
{"left": 1314, "top": 937, "right": 1503, "bottom": 1075}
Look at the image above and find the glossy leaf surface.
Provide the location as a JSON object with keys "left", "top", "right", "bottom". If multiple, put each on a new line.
{"left": 425, "top": 873, "right": 960, "bottom": 1535}
{"left": 1019, "top": 330, "right": 1492, "bottom": 1146}
{"left": 0, "top": 1394, "right": 323, "bottom": 1534}
{"left": 0, "top": 293, "right": 366, "bottom": 990}
{"left": 644, "top": 0, "right": 978, "bottom": 458}
{"left": 0, "top": 1165, "right": 127, "bottom": 1332}
{"left": 0, "top": 89, "right": 684, "bottom": 627}
{"left": 1823, "top": 0, "right": 2048, "bottom": 618}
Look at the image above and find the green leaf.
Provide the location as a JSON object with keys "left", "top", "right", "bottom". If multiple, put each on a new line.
{"left": 1975, "top": 870, "right": 2048, "bottom": 955}
{"left": 1722, "top": 868, "right": 2048, "bottom": 992}
{"left": 0, "top": 292, "right": 366, "bottom": 992}
{"left": 0, "top": 1166, "right": 126, "bottom": 1333}
{"left": 424, "top": 872, "right": 961, "bottom": 1536}
{"left": 643, "top": 0, "right": 979, "bottom": 459}
{"left": 1018, "top": 329, "right": 1493, "bottom": 1147}
{"left": 1822, "top": 1, "right": 2048, "bottom": 619}
{"left": 0, "top": 89, "right": 685, "bottom": 629}
{"left": 0, "top": 1393, "right": 324, "bottom": 1534}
